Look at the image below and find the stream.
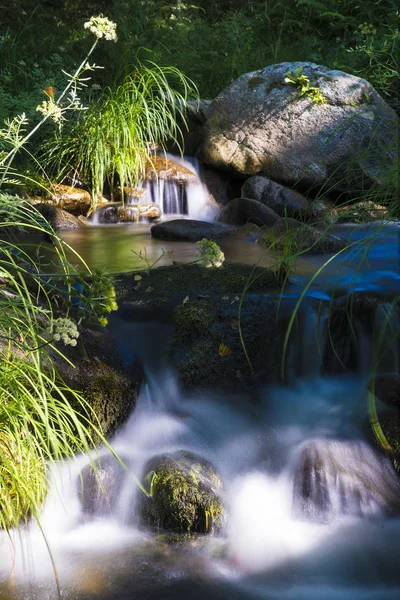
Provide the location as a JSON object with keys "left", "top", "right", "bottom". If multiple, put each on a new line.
{"left": 0, "top": 219, "right": 399, "bottom": 599}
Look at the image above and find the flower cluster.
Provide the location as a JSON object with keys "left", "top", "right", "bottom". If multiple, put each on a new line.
{"left": 356, "top": 22, "right": 377, "bottom": 37}
{"left": 36, "top": 99, "right": 64, "bottom": 123}
{"left": 195, "top": 238, "right": 225, "bottom": 269}
{"left": 84, "top": 15, "right": 117, "bottom": 41}
{"left": 47, "top": 317, "right": 79, "bottom": 346}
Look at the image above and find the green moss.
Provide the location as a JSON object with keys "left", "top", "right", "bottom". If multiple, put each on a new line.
{"left": 141, "top": 451, "right": 224, "bottom": 534}
{"left": 248, "top": 76, "right": 265, "bottom": 89}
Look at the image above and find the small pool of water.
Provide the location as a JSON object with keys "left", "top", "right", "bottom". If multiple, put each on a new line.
{"left": 57, "top": 221, "right": 400, "bottom": 297}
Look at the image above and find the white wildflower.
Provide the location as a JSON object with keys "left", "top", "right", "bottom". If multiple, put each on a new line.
{"left": 36, "top": 99, "right": 64, "bottom": 124}
{"left": 84, "top": 15, "right": 117, "bottom": 42}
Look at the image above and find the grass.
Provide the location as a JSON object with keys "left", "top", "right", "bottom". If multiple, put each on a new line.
{"left": 40, "top": 60, "right": 198, "bottom": 204}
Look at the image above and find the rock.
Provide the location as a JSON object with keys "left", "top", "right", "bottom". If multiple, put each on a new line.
{"left": 241, "top": 176, "right": 313, "bottom": 219}
{"left": 151, "top": 219, "right": 230, "bottom": 241}
{"left": 186, "top": 99, "right": 212, "bottom": 124}
{"left": 293, "top": 439, "right": 400, "bottom": 522}
{"left": 331, "top": 200, "right": 389, "bottom": 223}
{"left": 202, "top": 168, "right": 231, "bottom": 205}
{"left": 257, "top": 217, "right": 346, "bottom": 254}
{"left": 49, "top": 184, "right": 92, "bottom": 216}
{"left": 139, "top": 451, "right": 224, "bottom": 534}
{"left": 201, "top": 62, "right": 398, "bottom": 191}
{"left": 169, "top": 100, "right": 212, "bottom": 156}
{"left": 369, "top": 374, "right": 400, "bottom": 409}
{"left": 114, "top": 263, "right": 280, "bottom": 310}
{"left": 34, "top": 202, "right": 87, "bottom": 230}
{"left": 218, "top": 197, "right": 280, "bottom": 226}
{"left": 92, "top": 203, "right": 161, "bottom": 224}
{"left": 171, "top": 293, "right": 284, "bottom": 388}
{"left": 78, "top": 455, "right": 127, "bottom": 516}
{"left": 50, "top": 326, "right": 142, "bottom": 441}
{"left": 145, "top": 156, "right": 198, "bottom": 184}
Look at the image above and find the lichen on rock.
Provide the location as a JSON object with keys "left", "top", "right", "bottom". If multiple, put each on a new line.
{"left": 139, "top": 451, "right": 224, "bottom": 534}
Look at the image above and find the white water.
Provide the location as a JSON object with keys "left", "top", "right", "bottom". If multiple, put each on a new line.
{"left": 142, "top": 154, "right": 216, "bottom": 221}
{"left": 1, "top": 305, "right": 400, "bottom": 599}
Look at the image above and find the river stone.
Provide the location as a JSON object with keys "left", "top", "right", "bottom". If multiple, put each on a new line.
{"left": 151, "top": 219, "right": 229, "bottom": 241}
{"left": 93, "top": 203, "right": 161, "bottom": 224}
{"left": 144, "top": 156, "right": 198, "bottom": 184}
{"left": 241, "top": 177, "right": 313, "bottom": 220}
{"left": 293, "top": 439, "right": 400, "bottom": 522}
{"left": 201, "top": 62, "right": 398, "bottom": 190}
{"left": 139, "top": 451, "right": 224, "bottom": 534}
{"left": 33, "top": 202, "right": 87, "bottom": 230}
{"left": 217, "top": 197, "right": 280, "bottom": 226}
{"left": 257, "top": 217, "right": 346, "bottom": 254}
{"left": 49, "top": 184, "right": 92, "bottom": 216}
{"left": 78, "top": 455, "right": 127, "bottom": 516}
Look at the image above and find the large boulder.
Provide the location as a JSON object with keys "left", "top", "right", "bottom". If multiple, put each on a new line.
{"left": 241, "top": 176, "right": 313, "bottom": 219}
{"left": 151, "top": 219, "right": 230, "bottom": 241}
{"left": 139, "top": 451, "right": 224, "bottom": 534}
{"left": 218, "top": 197, "right": 280, "bottom": 226}
{"left": 201, "top": 62, "right": 398, "bottom": 190}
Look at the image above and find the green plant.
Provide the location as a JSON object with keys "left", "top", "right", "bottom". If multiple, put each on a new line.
{"left": 195, "top": 238, "right": 225, "bottom": 268}
{"left": 41, "top": 60, "right": 198, "bottom": 204}
{"left": 284, "top": 66, "right": 328, "bottom": 103}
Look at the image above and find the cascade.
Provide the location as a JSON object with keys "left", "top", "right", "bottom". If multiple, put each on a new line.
{"left": 132, "top": 155, "right": 215, "bottom": 220}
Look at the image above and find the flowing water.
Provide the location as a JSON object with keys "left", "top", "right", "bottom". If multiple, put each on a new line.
{"left": 0, "top": 216, "right": 399, "bottom": 598}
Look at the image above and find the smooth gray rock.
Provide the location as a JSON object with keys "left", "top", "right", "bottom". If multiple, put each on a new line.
{"left": 241, "top": 176, "right": 312, "bottom": 219}
{"left": 201, "top": 62, "right": 398, "bottom": 190}
{"left": 218, "top": 197, "right": 280, "bottom": 226}
{"left": 151, "top": 219, "right": 229, "bottom": 241}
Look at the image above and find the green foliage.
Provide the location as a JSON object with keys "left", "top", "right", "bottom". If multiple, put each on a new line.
{"left": 0, "top": 195, "right": 108, "bottom": 530}
{"left": 195, "top": 238, "right": 225, "bottom": 268}
{"left": 71, "top": 269, "right": 118, "bottom": 327}
{"left": 41, "top": 61, "right": 197, "bottom": 202}
{"left": 284, "top": 66, "right": 327, "bottom": 103}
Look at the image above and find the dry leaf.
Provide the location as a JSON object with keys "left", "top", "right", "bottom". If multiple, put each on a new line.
{"left": 146, "top": 286, "right": 154, "bottom": 293}
{"left": 231, "top": 318, "right": 238, "bottom": 330}
{"left": 219, "top": 343, "right": 232, "bottom": 357}
{"left": 183, "top": 295, "right": 190, "bottom": 305}
{"left": 222, "top": 295, "right": 230, "bottom": 300}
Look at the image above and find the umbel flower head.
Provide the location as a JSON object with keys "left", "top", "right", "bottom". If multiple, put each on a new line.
{"left": 84, "top": 15, "right": 117, "bottom": 41}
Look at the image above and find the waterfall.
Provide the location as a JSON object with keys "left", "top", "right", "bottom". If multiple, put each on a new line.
{"left": 137, "top": 154, "right": 216, "bottom": 221}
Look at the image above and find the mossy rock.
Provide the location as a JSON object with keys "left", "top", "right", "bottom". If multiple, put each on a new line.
{"left": 50, "top": 326, "right": 142, "bottom": 442}
{"left": 113, "top": 262, "right": 281, "bottom": 310}
{"left": 139, "top": 451, "right": 224, "bottom": 534}
{"left": 171, "top": 294, "right": 284, "bottom": 388}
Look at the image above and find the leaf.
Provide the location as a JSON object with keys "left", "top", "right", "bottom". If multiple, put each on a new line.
{"left": 145, "top": 286, "right": 154, "bottom": 293}
{"left": 219, "top": 343, "right": 232, "bottom": 357}
{"left": 231, "top": 318, "right": 238, "bottom": 330}
{"left": 221, "top": 295, "right": 230, "bottom": 300}
{"left": 134, "top": 274, "right": 142, "bottom": 281}
{"left": 183, "top": 295, "right": 189, "bottom": 304}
